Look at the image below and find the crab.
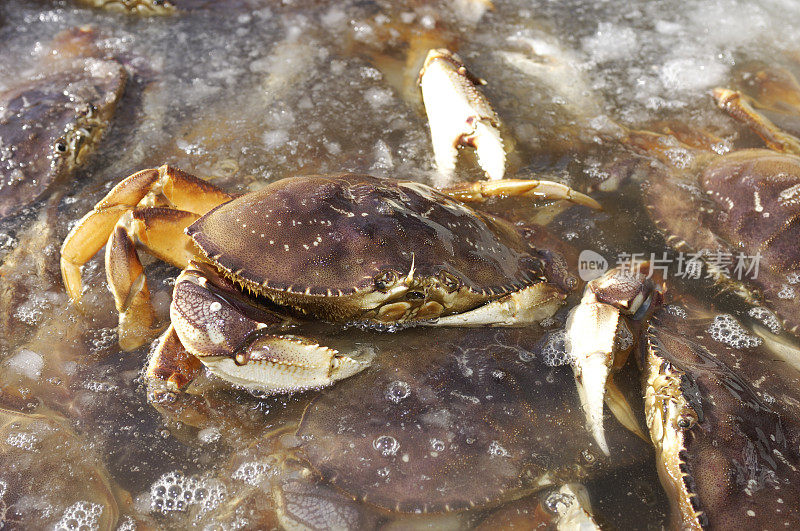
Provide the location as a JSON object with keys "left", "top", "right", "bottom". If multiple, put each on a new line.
{"left": 60, "top": 168, "right": 600, "bottom": 392}
{"left": 0, "top": 27, "right": 126, "bottom": 220}
{"left": 620, "top": 63, "right": 800, "bottom": 337}
{"left": 148, "top": 325, "right": 657, "bottom": 528}
{"left": 564, "top": 264, "right": 800, "bottom": 527}
{"left": 419, "top": 49, "right": 507, "bottom": 183}
{"left": 0, "top": 406, "right": 126, "bottom": 528}
{"left": 74, "top": 0, "right": 175, "bottom": 15}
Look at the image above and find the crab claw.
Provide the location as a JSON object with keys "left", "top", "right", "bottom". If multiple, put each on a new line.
{"left": 565, "top": 266, "right": 660, "bottom": 455}
{"left": 419, "top": 48, "right": 506, "bottom": 182}
{"left": 154, "top": 264, "right": 374, "bottom": 394}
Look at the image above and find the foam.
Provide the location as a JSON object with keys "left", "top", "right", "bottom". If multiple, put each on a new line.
{"left": 708, "top": 314, "right": 762, "bottom": 349}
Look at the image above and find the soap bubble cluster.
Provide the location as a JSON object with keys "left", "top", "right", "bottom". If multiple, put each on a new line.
{"left": 54, "top": 501, "right": 104, "bottom": 531}
{"left": 6, "top": 431, "right": 39, "bottom": 451}
{"left": 708, "top": 314, "right": 762, "bottom": 349}
{"left": 150, "top": 471, "right": 226, "bottom": 514}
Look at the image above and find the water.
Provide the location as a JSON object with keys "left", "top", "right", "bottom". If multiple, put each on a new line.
{"left": 1, "top": 0, "right": 800, "bottom": 528}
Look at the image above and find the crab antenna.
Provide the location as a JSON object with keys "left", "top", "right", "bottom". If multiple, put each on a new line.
{"left": 406, "top": 253, "right": 416, "bottom": 284}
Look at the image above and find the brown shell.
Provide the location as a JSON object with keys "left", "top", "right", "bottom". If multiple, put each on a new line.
{"left": 643, "top": 306, "right": 800, "bottom": 528}
{"left": 646, "top": 149, "right": 800, "bottom": 335}
{"left": 295, "top": 327, "right": 651, "bottom": 513}
{"left": 0, "top": 58, "right": 125, "bottom": 219}
{"left": 188, "top": 174, "right": 543, "bottom": 297}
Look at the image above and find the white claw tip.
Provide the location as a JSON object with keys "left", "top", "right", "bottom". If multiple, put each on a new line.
{"left": 573, "top": 353, "right": 611, "bottom": 456}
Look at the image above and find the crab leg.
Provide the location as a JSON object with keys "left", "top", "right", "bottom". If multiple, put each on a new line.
{"left": 441, "top": 178, "right": 602, "bottom": 209}
{"left": 713, "top": 88, "right": 800, "bottom": 155}
{"left": 61, "top": 165, "right": 232, "bottom": 301}
{"left": 564, "top": 266, "right": 660, "bottom": 455}
{"left": 419, "top": 48, "right": 506, "bottom": 182}
{"left": 146, "top": 324, "right": 204, "bottom": 392}
{"left": 104, "top": 207, "right": 201, "bottom": 350}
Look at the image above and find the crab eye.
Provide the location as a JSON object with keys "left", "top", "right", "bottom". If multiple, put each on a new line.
{"left": 54, "top": 140, "right": 67, "bottom": 153}
{"left": 374, "top": 270, "right": 398, "bottom": 291}
{"left": 438, "top": 271, "right": 461, "bottom": 292}
{"left": 676, "top": 410, "right": 698, "bottom": 430}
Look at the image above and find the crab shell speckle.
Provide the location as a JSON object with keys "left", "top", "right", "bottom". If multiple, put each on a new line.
{"left": 186, "top": 174, "right": 549, "bottom": 322}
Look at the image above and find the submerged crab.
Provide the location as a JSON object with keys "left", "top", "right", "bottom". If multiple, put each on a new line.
{"left": 60, "top": 167, "right": 599, "bottom": 392}
{"left": 149, "top": 326, "right": 657, "bottom": 528}
{"left": 567, "top": 266, "right": 800, "bottom": 527}
{"left": 624, "top": 64, "right": 800, "bottom": 336}
{"left": 0, "top": 28, "right": 126, "bottom": 219}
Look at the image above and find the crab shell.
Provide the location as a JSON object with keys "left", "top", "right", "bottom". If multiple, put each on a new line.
{"left": 293, "top": 327, "right": 651, "bottom": 515}
{"left": 647, "top": 149, "right": 800, "bottom": 334}
{"left": 641, "top": 303, "right": 800, "bottom": 529}
{"left": 186, "top": 174, "right": 555, "bottom": 324}
{"left": 0, "top": 57, "right": 126, "bottom": 219}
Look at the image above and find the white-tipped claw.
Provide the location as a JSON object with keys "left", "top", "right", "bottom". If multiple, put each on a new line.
{"left": 566, "top": 266, "right": 658, "bottom": 454}
{"left": 565, "top": 281, "right": 620, "bottom": 456}
{"left": 473, "top": 121, "right": 506, "bottom": 180}
{"left": 419, "top": 48, "right": 506, "bottom": 182}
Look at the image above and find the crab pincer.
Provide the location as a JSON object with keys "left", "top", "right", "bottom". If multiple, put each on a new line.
{"left": 419, "top": 48, "right": 506, "bottom": 183}
{"left": 565, "top": 265, "right": 661, "bottom": 455}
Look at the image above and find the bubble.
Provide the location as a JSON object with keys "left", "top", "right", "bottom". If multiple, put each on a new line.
{"left": 543, "top": 491, "right": 575, "bottom": 515}
{"left": 6, "top": 431, "right": 38, "bottom": 451}
{"left": 84, "top": 380, "right": 118, "bottom": 393}
{"left": 748, "top": 307, "right": 782, "bottom": 334}
{"left": 664, "top": 304, "right": 687, "bottom": 318}
{"left": 778, "top": 285, "right": 796, "bottom": 300}
{"left": 385, "top": 380, "right": 411, "bottom": 403}
{"left": 149, "top": 471, "right": 226, "bottom": 514}
{"left": 54, "top": 501, "right": 104, "bottom": 531}
{"left": 541, "top": 329, "right": 569, "bottom": 367}
{"left": 198, "top": 427, "right": 221, "bottom": 444}
{"left": 615, "top": 322, "right": 634, "bottom": 350}
{"left": 517, "top": 349, "right": 536, "bottom": 362}
{"left": 376, "top": 467, "right": 390, "bottom": 478}
{"left": 231, "top": 459, "right": 276, "bottom": 486}
{"left": 430, "top": 438, "right": 445, "bottom": 452}
{"left": 116, "top": 516, "right": 136, "bottom": 531}
{"left": 708, "top": 314, "right": 762, "bottom": 349}
{"left": 373, "top": 435, "right": 399, "bottom": 456}
{"left": 488, "top": 440, "right": 510, "bottom": 458}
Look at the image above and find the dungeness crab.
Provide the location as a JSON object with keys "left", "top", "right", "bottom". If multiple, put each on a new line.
{"left": 0, "top": 27, "right": 126, "bottom": 219}
{"left": 60, "top": 168, "right": 599, "bottom": 393}
{"left": 567, "top": 265, "right": 800, "bottom": 528}
{"left": 626, "top": 64, "right": 800, "bottom": 337}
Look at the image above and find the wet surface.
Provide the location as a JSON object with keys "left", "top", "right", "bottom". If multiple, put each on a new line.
{"left": 2, "top": 0, "right": 800, "bottom": 528}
